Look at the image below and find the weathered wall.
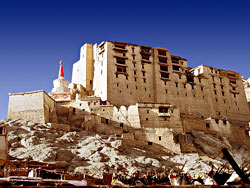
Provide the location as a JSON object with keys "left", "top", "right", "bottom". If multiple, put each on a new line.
{"left": 0, "top": 127, "right": 8, "bottom": 160}
{"left": 8, "top": 91, "right": 45, "bottom": 124}
{"left": 43, "top": 93, "right": 58, "bottom": 123}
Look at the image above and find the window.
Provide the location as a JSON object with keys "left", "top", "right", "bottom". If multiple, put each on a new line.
{"left": 0, "top": 127, "right": 3, "bottom": 135}
{"left": 147, "top": 110, "right": 149, "bottom": 114}
{"left": 159, "top": 58, "right": 167, "bottom": 64}
{"left": 201, "top": 86, "right": 203, "bottom": 91}
{"left": 143, "top": 78, "right": 146, "bottom": 83}
{"left": 134, "top": 71, "right": 136, "bottom": 75}
{"left": 117, "top": 83, "right": 119, "bottom": 86}
{"left": 145, "top": 88, "right": 147, "bottom": 91}
{"left": 230, "top": 80, "right": 236, "bottom": 84}
{"left": 146, "top": 118, "right": 149, "bottom": 120}
{"left": 179, "top": 75, "right": 182, "bottom": 79}
{"left": 184, "top": 84, "right": 186, "bottom": 88}
{"left": 117, "top": 66, "right": 126, "bottom": 73}
{"left": 142, "top": 64, "right": 144, "bottom": 69}
{"left": 120, "top": 123, "right": 124, "bottom": 128}
{"left": 142, "top": 55, "right": 150, "bottom": 61}
{"left": 133, "top": 63, "right": 136, "bottom": 67}
{"left": 165, "top": 89, "right": 168, "bottom": 93}
{"left": 161, "top": 72, "right": 169, "bottom": 79}
{"left": 160, "top": 66, "right": 168, "bottom": 72}
{"left": 206, "top": 123, "right": 210, "bottom": 128}
{"left": 192, "top": 85, "right": 194, "bottom": 90}
{"left": 212, "top": 76, "right": 215, "bottom": 81}
{"left": 142, "top": 71, "right": 146, "bottom": 76}
{"left": 175, "top": 82, "right": 178, "bottom": 87}
{"left": 73, "top": 108, "right": 76, "bottom": 115}
{"left": 134, "top": 78, "right": 137, "bottom": 81}
{"left": 222, "top": 91, "right": 225, "bottom": 96}
{"left": 215, "top": 119, "right": 219, "bottom": 124}
{"left": 223, "top": 120, "right": 227, "bottom": 125}
{"left": 158, "top": 50, "right": 166, "bottom": 56}
{"left": 132, "top": 47, "right": 135, "bottom": 53}
{"left": 148, "top": 142, "right": 153, "bottom": 145}
{"left": 220, "top": 78, "right": 223, "bottom": 83}
{"left": 221, "top": 85, "right": 224, "bottom": 90}
{"left": 187, "top": 76, "right": 194, "bottom": 83}
{"left": 172, "top": 65, "right": 180, "bottom": 71}
{"left": 199, "top": 78, "right": 201, "bottom": 83}
{"left": 214, "top": 90, "right": 217, "bottom": 95}
{"left": 116, "top": 58, "right": 126, "bottom": 65}
{"left": 159, "top": 107, "right": 169, "bottom": 113}
{"left": 114, "top": 44, "right": 125, "bottom": 49}
{"left": 159, "top": 136, "right": 162, "bottom": 141}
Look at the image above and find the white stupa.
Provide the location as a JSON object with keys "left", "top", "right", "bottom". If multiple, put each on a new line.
{"left": 50, "top": 61, "right": 71, "bottom": 101}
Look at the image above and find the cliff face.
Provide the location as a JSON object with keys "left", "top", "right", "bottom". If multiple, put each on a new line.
{"left": 1, "top": 118, "right": 249, "bottom": 179}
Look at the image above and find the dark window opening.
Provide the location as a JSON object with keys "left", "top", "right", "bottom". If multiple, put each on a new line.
{"left": 141, "top": 47, "right": 151, "bottom": 55}
{"left": 134, "top": 78, "right": 137, "bottom": 81}
{"left": 175, "top": 82, "right": 178, "bottom": 87}
{"left": 148, "top": 142, "right": 153, "bottom": 145}
{"left": 117, "top": 66, "right": 126, "bottom": 73}
{"left": 134, "top": 71, "right": 136, "bottom": 75}
{"left": 120, "top": 123, "right": 124, "bottom": 128}
{"left": 117, "top": 83, "right": 119, "bottom": 86}
{"left": 114, "top": 44, "right": 125, "bottom": 49}
{"left": 179, "top": 75, "right": 182, "bottom": 79}
{"left": 223, "top": 120, "right": 227, "bottom": 125}
{"left": 0, "top": 127, "right": 3, "bottom": 135}
{"left": 212, "top": 76, "right": 215, "bottom": 81}
{"left": 232, "top": 87, "right": 236, "bottom": 91}
{"left": 161, "top": 72, "right": 169, "bottom": 79}
{"left": 158, "top": 50, "right": 166, "bottom": 56}
{"left": 221, "top": 85, "right": 224, "bottom": 90}
{"left": 159, "top": 58, "right": 167, "bottom": 64}
{"left": 142, "top": 55, "right": 150, "bottom": 61}
{"left": 192, "top": 85, "right": 194, "bottom": 90}
{"left": 165, "top": 89, "right": 168, "bottom": 93}
{"left": 159, "top": 107, "right": 169, "bottom": 113}
{"left": 213, "top": 84, "right": 216, "bottom": 88}
{"left": 147, "top": 110, "right": 149, "bottom": 114}
{"left": 172, "top": 65, "right": 180, "bottom": 71}
{"left": 142, "top": 64, "right": 144, "bottom": 69}
{"left": 143, "top": 78, "right": 146, "bottom": 83}
{"left": 206, "top": 123, "right": 210, "bottom": 128}
{"left": 146, "top": 118, "right": 149, "bottom": 121}
{"left": 222, "top": 91, "right": 225, "bottom": 96}
{"left": 187, "top": 76, "right": 194, "bottom": 83}
{"left": 73, "top": 108, "right": 76, "bottom": 115}
{"left": 214, "top": 90, "right": 217, "bottom": 95}
{"left": 220, "top": 78, "right": 223, "bottom": 83}
{"left": 142, "top": 71, "right": 146, "bottom": 76}
{"left": 79, "top": 103, "right": 82, "bottom": 106}
{"left": 160, "top": 66, "right": 168, "bottom": 72}
{"left": 116, "top": 58, "right": 126, "bottom": 65}
{"left": 184, "top": 84, "right": 186, "bottom": 88}
{"left": 215, "top": 119, "right": 219, "bottom": 124}
{"left": 199, "top": 78, "right": 201, "bottom": 83}
{"left": 228, "top": 73, "right": 236, "bottom": 77}
{"left": 171, "top": 57, "right": 180, "bottom": 64}
{"left": 230, "top": 80, "right": 236, "bottom": 84}
{"left": 234, "top": 93, "right": 236, "bottom": 98}
{"left": 105, "top": 119, "right": 109, "bottom": 124}
{"left": 201, "top": 87, "right": 203, "bottom": 91}
{"left": 159, "top": 136, "right": 162, "bottom": 141}
{"left": 132, "top": 47, "right": 135, "bottom": 53}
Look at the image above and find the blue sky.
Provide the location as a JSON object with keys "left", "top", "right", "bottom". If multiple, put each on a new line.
{"left": 0, "top": 0, "right": 249, "bottom": 120}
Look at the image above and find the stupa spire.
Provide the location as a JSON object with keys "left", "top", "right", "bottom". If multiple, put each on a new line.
{"left": 59, "top": 61, "right": 65, "bottom": 79}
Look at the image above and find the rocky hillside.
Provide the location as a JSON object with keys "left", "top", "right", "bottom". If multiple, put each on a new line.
{"left": 1, "top": 119, "right": 249, "bottom": 179}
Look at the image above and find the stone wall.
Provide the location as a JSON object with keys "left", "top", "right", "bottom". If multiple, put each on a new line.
{"left": 8, "top": 91, "right": 45, "bottom": 124}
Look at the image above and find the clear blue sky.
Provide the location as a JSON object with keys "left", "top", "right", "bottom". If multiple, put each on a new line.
{"left": 0, "top": 0, "right": 249, "bottom": 120}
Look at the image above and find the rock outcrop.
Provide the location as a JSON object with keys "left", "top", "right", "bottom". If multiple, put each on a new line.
{"left": 1, "top": 119, "right": 249, "bottom": 179}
